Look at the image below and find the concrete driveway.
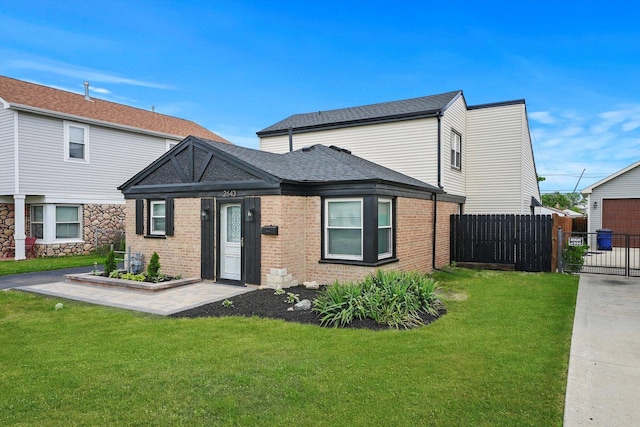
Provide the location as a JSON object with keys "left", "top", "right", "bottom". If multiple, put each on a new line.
{"left": 564, "top": 273, "right": 640, "bottom": 426}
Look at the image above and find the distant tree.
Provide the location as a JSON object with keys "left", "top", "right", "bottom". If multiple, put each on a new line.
{"left": 542, "top": 192, "right": 585, "bottom": 209}
{"left": 537, "top": 176, "right": 546, "bottom": 182}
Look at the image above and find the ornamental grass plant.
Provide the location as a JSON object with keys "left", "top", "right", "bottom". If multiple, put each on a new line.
{"left": 314, "top": 269, "right": 442, "bottom": 328}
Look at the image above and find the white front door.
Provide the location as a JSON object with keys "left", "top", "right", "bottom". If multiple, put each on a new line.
{"left": 220, "top": 203, "right": 242, "bottom": 281}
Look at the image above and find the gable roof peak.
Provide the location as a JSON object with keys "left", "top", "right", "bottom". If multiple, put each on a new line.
{"left": 257, "top": 90, "right": 463, "bottom": 136}
{"left": 0, "top": 75, "right": 230, "bottom": 143}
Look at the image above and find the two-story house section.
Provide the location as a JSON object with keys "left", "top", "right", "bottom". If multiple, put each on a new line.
{"left": 257, "top": 91, "right": 540, "bottom": 215}
{"left": 0, "top": 75, "right": 230, "bottom": 260}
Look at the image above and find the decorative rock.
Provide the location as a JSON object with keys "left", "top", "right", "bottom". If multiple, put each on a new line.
{"left": 287, "top": 307, "right": 294, "bottom": 311}
{"left": 294, "top": 299, "right": 312, "bottom": 311}
{"left": 303, "top": 281, "right": 319, "bottom": 289}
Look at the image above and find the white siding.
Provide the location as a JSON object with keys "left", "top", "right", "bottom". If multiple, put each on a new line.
{"left": 17, "top": 112, "right": 177, "bottom": 200}
{"left": 520, "top": 109, "right": 541, "bottom": 212}
{"left": 0, "top": 108, "right": 15, "bottom": 194}
{"left": 261, "top": 118, "right": 440, "bottom": 186}
{"left": 441, "top": 96, "right": 467, "bottom": 196}
{"left": 466, "top": 104, "right": 526, "bottom": 214}
{"left": 588, "top": 165, "right": 640, "bottom": 232}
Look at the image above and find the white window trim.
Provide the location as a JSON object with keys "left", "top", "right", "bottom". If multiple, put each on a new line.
{"left": 166, "top": 139, "right": 179, "bottom": 152}
{"left": 30, "top": 205, "right": 44, "bottom": 240}
{"left": 55, "top": 205, "right": 82, "bottom": 241}
{"left": 451, "top": 130, "right": 461, "bottom": 170}
{"left": 64, "top": 121, "right": 90, "bottom": 163}
{"left": 32, "top": 204, "right": 84, "bottom": 244}
{"left": 150, "top": 200, "right": 166, "bottom": 235}
{"left": 378, "top": 198, "right": 393, "bottom": 260}
{"left": 324, "top": 198, "right": 363, "bottom": 261}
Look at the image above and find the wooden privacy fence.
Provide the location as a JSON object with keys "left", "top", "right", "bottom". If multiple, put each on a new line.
{"left": 450, "top": 214, "right": 553, "bottom": 272}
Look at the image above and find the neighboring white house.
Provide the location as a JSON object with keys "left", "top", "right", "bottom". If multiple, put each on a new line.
{"left": 536, "top": 205, "right": 584, "bottom": 218}
{"left": 257, "top": 91, "right": 541, "bottom": 215}
{"left": 582, "top": 160, "right": 640, "bottom": 233}
{"left": 0, "top": 75, "right": 229, "bottom": 260}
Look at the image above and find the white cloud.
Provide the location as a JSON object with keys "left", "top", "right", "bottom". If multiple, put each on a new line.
{"left": 92, "top": 87, "right": 111, "bottom": 94}
{"left": 529, "top": 111, "right": 556, "bottom": 124}
{"left": 531, "top": 104, "right": 640, "bottom": 193}
{"left": 6, "top": 59, "right": 171, "bottom": 90}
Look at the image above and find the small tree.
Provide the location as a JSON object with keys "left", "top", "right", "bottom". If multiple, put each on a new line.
{"left": 104, "top": 249, "right": 117, "bottom": 276}
{"left": 147, "top": 251, "right": 161, "bottom": 279}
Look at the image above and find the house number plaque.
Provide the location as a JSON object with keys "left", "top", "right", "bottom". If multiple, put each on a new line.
{"left": 222, "top": 190, "right": 237, "bottom": 197}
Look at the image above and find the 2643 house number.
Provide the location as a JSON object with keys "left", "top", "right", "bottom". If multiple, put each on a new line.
{"left": 222, "top": 190, "right": 237, "bottom": 197}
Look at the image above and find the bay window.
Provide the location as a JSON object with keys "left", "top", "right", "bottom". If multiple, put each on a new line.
{"left": 323, "top": 196, "right": 395, "bottom": 264}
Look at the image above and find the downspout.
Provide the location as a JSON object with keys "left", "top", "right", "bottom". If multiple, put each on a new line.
{"left": 432, "top": 193, "right": 438, "bottom": 270}
{"left": 436, "top": 110, "right": 444, "bottom": 190}
{"left": 288, "top": 126, "right": 293, "bottom": 152}
{"left": 433, "top": 110, "right": 443, "bottom": 270}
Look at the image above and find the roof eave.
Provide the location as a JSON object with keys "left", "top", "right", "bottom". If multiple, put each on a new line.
{"left": 257, "top": 110, "right": 442, "bottom": 137}
{"left": 9, "top": 102, "right": 189, "bottom": 140}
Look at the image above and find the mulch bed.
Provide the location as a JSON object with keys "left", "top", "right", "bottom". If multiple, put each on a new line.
{"left": 171, "top": 285, "right": 446, "bottom": 330}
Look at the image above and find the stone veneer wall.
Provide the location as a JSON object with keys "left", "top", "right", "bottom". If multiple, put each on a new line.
{"left": 125, "top": 198, "right": 202, "bottom": 278}
{"left": 0, "top": 203, "right": 16, "bottom": 255}
{"left": 36, "top": 204, "right": 126, "bottom": 257}
{"left": 0, "top": 202, "right": 126, "bottom": 257}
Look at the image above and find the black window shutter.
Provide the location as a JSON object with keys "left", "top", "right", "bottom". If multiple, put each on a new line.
{"left": 165, "top": 198, "right": 174, "bottom": 236}
{"left": 135, "top": 199, "right": 144, "bottom": 235}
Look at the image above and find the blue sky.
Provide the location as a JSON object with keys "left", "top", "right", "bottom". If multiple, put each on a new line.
{"left": 1, "top": 0, "right": 639, "bottom": 194}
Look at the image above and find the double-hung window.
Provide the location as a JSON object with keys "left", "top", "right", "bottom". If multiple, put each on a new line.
{"left": 326, "top": 199, "right": 363, "bottom": 260}
{"left": 324, "top": 197, "right": 395, "bottom": 264}
{"left": 31, "top": 205, "right": 44, "bottom": 239}
{"left": 64, "top": 121, "right": 89, "bottom": 162}
{"left": 56, "top": 206, "right": 81, "bottom": 239}
{"left": 378, "top": 199, "right": 393, "bottom": 258}
{"left": 451, "top": 130, "right": 461, "bottom": 170}
{"left": 150, "top": 201, "right": 166, "bottom": 235}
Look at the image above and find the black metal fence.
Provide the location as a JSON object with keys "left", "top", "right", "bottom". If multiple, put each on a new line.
{"left": 559, "top": 231, "right": 640, "bottom": 277}
{"left": 450, "top": 214, "right": 553, "bottom": 272}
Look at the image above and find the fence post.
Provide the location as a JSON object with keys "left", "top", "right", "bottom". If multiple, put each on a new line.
{"left": 127, "top": 246, "right": 132, "bottom": 273}
{"left": 626, "top": 234, "right": 630, "bottom": 278}
{"left": 557, "top": 227, "right": 563, "bottom": 273}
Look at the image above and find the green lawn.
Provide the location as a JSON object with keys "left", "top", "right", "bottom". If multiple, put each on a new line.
{"left": 0, "top": 254, "right": 105, "bottom": 276}
{"left": 0, "top": 269, "right": 578, "bottom": 426}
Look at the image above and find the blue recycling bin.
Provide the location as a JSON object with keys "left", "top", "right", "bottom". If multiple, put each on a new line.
{"left": 596, "top": 228, "right": 612, "bottom": 251}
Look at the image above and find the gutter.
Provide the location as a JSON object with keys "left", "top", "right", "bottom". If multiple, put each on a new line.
{"left": 8, "top": 103, "right": 187, "bottom": 141}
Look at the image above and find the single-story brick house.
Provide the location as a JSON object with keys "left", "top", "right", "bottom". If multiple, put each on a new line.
{"left": 119, "top": 136, "right": 462, "bottom": 286}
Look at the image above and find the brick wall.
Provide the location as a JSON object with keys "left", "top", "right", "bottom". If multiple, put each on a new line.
{"left": 123, "top": 195, "right": 458, "bottom": 284}
{"left": 434, "top": 200, "right": 459, "bottom": 268}
{"left": 125, "top": 198, "right": 202, "bottom": 278}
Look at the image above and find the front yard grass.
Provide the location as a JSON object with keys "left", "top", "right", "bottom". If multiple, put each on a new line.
{"left": 0, "top": 254, "right": 104, "bottom": 276}
{"left": 0, "top": 268, "right": 578, "bottom": 426}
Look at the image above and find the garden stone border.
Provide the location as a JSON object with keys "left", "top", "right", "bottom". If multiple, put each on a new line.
{"left": 64, "top": 273, "right": 200, "bottom": 292}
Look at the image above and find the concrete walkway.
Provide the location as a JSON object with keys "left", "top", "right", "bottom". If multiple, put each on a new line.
{"left": 564, "top": 274, "right": 640, "bottom": 426}
{"left": 16, "top": 281, "right": 255, "bottom": 316}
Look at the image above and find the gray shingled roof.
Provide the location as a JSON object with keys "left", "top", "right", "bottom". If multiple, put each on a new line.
{"left": 196, "top": 137, "right": 441, "bottom": 191}
{"left": 257, "top": 90, "right": 462, "bottom": 135}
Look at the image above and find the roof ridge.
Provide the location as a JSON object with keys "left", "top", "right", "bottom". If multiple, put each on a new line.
{"left": 0, "top": 75, "right": 230, "bottom": 143}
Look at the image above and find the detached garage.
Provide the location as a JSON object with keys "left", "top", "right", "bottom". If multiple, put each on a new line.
{"left": 583, "top": 160, "right": 640, "bottom": 236}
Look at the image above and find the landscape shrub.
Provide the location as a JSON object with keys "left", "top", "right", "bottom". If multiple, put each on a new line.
{"left": 313, "top": 270, "right": 442, "bottom": 329}
{"left": 147, "top": 252, "right": 161, "bottom": 279}
{"left": 563, "top": 244, "right": 586, "bottom": 274}
{"left": 103, "top": 249, "right": 117, "bottom": 276}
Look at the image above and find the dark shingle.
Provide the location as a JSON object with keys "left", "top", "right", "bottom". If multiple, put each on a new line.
{"left": 196, "top": 137, "right": 440, "bottom": 191}
{"left": 257, "top": 90, "right": 462, "bottom": 135}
